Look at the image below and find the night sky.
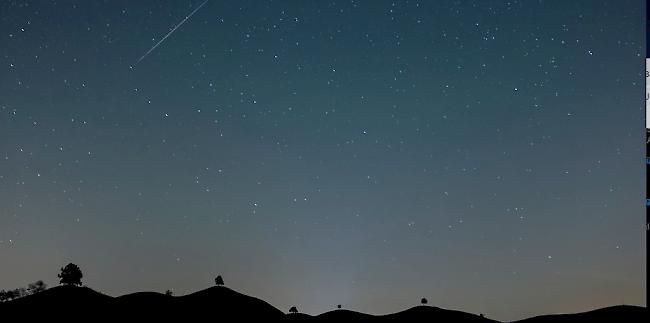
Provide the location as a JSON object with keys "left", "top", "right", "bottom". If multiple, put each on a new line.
{"left": 0, "top": 0, "right": 645, "bottom": 321}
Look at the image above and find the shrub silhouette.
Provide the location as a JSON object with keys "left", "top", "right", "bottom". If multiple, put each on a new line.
{"left": 421, "top": 297, "right": 428, "bottom": 305}
{"left": 289, "top": 306, "right": 298, "bottom": 314}
{"left": 58, "top": 263, "right": 83, "bottom": 286}
{"left": 3, "top": 289, "right": 24, "bottom": 300}
{"left": 0, "top": 281, "right": 46, "bottom": 302}
{"left": 27, "top": 280, "right": 47, "bottom": 294}
{"left": 215, "top": 275, "right": 224, "bottom": 286}
{"left": 13, "top": 288, "right": 26, "bottom": 298}
{"left": 337, "top": 304, "right": 342, "bottom": 309}
{"left": 3, "top": 289, "right": 16, "bottom": 301}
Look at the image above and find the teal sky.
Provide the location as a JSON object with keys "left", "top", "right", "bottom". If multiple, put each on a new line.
{"left": 0, "top": 1, "right": 645, "bottom": 321}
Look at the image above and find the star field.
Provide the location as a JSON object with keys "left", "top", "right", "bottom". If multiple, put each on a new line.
{"left": 0, "top": 1, "right": 645, "bottom": 321}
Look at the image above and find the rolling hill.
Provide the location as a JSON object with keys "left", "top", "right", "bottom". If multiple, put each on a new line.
{"left": 511, "top": 305, "right": 647, "bottom": 323}
{"left": 0, "top": 285, "right": 645, "bottom": 322}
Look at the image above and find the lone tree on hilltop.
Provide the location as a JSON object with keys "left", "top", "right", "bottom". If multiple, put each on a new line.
{"left": 289, "top": 306, "right": 298, "bottom": 314}
{"left": 337, "top": 304, "right": 342, "bottom": 309}
{"left": 58, "top": 263, "right": 83, "bottom": 286}
{"left": 421, "top": 298, "right": 428, "bottom": 305}
{"left": 215, "top": 275, "right": 224, "bottom": 286}
{"left": 165, "top": 290, "right": 173, "bottom": 296}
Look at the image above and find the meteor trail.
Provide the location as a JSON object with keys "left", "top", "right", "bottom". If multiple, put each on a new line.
{"left": 134, "top": 0, "right": 209, "bottom": 66}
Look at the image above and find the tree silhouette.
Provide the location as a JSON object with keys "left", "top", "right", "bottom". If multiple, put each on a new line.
{"left": 27, "top": 280, "right": 47, "bottom": 294}
{"left": 4, "top": 289, "right": 24, "bottom": 300}
{"left": 289, "top": 306, "right": 298, "bottom": 314}
{"left": 337, "top": 304, "right": 342, "bottom": 309}
{"left": 421, "top": 297, "right": 428, "bottom": 305}
{"left": 0, "top": 281, "right": 46, "bottom": 302}
{"left": 4, "top": 289, "right": 16, "bottom": 301}
{"left": 13, "top": 288, "right": 27, "bottom": 299}
{"left": 215, "top": 275, "right": 224, "bottom": 286}
{"left": 58, "top": 263, "right": 83, "bottom": 286}
{"left": 165, "top": 290, "right": 173, "bottom": 296}
{"left": 0, "top": 289, "right": 22, "bottom": 301}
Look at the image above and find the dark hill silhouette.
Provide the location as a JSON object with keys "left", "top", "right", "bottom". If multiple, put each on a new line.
{"left": 0, "top": 285, "right": 113, "bottom": 319}
{"left": 4, "top": 285, "right": 111, "bottom": 307}
{"left": 280, "top": 306, "right": 497, "bottom": 322}
{"left": 512, "top": 305, "right": 647, "bottom": 323}
{"left": 316, "top": 309, "right": 376, "bottom": 322}
{"left": 285, "top": 312, "right": 315, "bottom": 321}
{"left": 379, "top": 305, "right": 497, "bottom": 322}
{"left": 0, "top": 284, "right": 646, "bottom": 322}
{"left": 115, "top": 286, "right": 284, "bottom": 321}
{"left": 115, "top": 291, "right": 176, "bottom": 316}
{"left": 117, "top": 291, "right": 173, "bottom": 303}
{"left": 176, "top": 286, "right": 285, "bottom": 319}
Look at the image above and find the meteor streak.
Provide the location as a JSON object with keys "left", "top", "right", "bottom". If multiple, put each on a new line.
{"left": 134, "top": 0, "right": 209, "bottom": 66}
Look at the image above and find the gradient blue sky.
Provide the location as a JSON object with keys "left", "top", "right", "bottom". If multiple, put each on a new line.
{"left": 0, "top": 1, "right": 645, "bottom": 321}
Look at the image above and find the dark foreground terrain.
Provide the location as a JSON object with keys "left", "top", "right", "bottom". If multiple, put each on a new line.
{"left": 0, "top": 285, "right": 645, "bottom": 322}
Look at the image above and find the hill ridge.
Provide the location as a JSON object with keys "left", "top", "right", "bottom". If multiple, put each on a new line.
{"left": 0, "top": 285, "right": 645, "bottom": 322}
